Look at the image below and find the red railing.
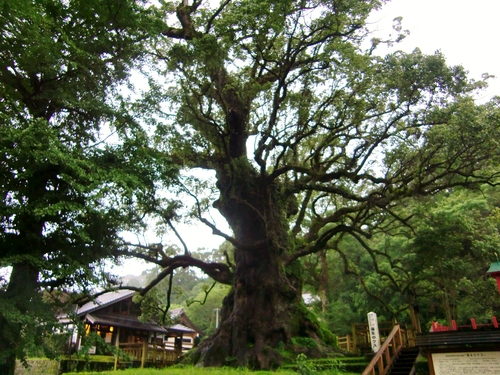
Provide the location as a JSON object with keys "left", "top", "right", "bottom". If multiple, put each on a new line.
{"left": 431, "top": 316, "right": 499, "bottom": 332}
{"left": 361, "top": 324, "right": 404, "bottom": 375}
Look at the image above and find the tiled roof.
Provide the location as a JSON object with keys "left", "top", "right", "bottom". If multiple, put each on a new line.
{"left": 77, "top": 290, "right": 136, "bottom": 316}
{"left": 169, "top": 307, "right": 184, "bottom": 318}
{"left": 167, "top": 324, "right": 197, "bottom": 333}
{"left": 487, "top": 261, "right": 500, "bottom": 274}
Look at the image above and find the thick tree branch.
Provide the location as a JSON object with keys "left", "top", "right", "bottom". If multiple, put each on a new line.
{"left": 162, "top": 1, "right": 202, "bottom": 40}
{"left": 165, "top": 218, "right": 190, "bottom": 256}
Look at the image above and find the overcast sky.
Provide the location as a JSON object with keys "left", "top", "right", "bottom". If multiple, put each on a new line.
{"left": 109, "top": 0, "right": 500, "bottom": 276}
{"left": 370, "top": 0, "right": 500, "bottom": 101}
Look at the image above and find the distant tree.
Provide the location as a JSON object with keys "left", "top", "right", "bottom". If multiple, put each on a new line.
{"left": 410, "top": 187, "right": 500, "bottom": 326}
{"left": 322, "top": 187, "right": 500, "bottom": 332}
{"left": 0, "top": 1, "right": 173, "bottom": 374}
{"left": 302, "top": 250, "right": 368, "bottom": 336}
{"left": 185, "top": 283, "right": 231, "bottom": 335}
{"left": 117, "top": 0, "right": 500, "bottom": 369}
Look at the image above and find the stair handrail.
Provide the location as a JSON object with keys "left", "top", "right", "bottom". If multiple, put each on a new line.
{"left": 361, "top": 324, "right": 404, "bottom": 375}
{"left": 408, "top": 352, "right": 421, "bottom": 375}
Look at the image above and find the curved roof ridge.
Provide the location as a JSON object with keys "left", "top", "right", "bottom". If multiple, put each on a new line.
{"left": 77, "top": 289, "right": 136, "bottom": 316}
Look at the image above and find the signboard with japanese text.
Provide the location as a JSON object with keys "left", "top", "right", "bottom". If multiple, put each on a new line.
{"left": 367, "top": 312, "right": 381, "bottom": 352}
{"left": 432, "top": 352, "right": 500, "bottom": 375}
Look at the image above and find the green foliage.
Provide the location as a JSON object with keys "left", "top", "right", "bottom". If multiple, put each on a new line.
{"left": 77, "top": 332, "right": 127, "bottom": 359}
{"left": 184, "top": 283, "right": 231, "bottom": 335}
{"left": 291, "top": 338, "right": 319, "bottom": 350}
{"left": 293, "top": 354, "right": 348, "bottom": 375}
{"left": 293, "top": 303, "right": 337, "bottom": 347}
{"left": 0, "top": 0, "right": 176, "bottom": 372}
{"left": 133, "top": 289, "right": 174, "bottom": 326}
{"left": 283, "top": 356, "right": 367, "bottom": 375}
{"left": 414, "top": 357, "right": 430, "bottom": 375}
{"left": 294, "top": 354, "right": 318, "bottom": 375}
{"left": 25, "top": 332, "right": 70, "bottom": 360}
{"left": 311, "top": 186, "right": 500, "bottom": 333}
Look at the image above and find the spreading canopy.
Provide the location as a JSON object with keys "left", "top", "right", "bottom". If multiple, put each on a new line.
{"left": 0, "top": 0, "right": 174, "bottom": 372}
{"left": 118, "top": 0, "right": 500, "bottom": 369}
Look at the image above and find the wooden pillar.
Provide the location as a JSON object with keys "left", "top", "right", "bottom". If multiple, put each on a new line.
{"left": 161, "top": 341, "right": 166, "bottom": 367}
{"left": 153, "top": 332, "right": 157, "bottom": 365}
{"left": 352, "top": 323, "right": 357, "bottom": 354}
{"left": 113, "top": 327, "right": 120, "bottom": 371}
{"left": 141, "top": 341, "right": 147, "bottom": 368}
{"left": 426, "top": 350, "right": 436, "bottom": 375}
{"left": 409, "top": 304, "right": 421, "bottom": 333}
{"left": 174, "top": 333, "right": 183, "bottom": 357}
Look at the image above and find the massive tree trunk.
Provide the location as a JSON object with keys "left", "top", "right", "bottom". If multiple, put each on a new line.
{"left": 0, "top": 263, "right": 40, "bottom": 375}
{"left": 190, "top": 161, "right": 327, "bottom": 369}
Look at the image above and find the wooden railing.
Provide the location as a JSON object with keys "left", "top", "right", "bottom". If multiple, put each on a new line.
{"left": 119, "top": 342, "right": 178, "bottom": 368}
{"left": 402, "top": 328, "right": 416, "bottom": 347}
{"left": 337, "top": 335, "right": 354, "bottom": 352}
{"left": 338, "top": 326, "right": 414, "bottom": 354}
{"left": 350, "top": 321, "right": 397, "bottom": 353}
{"left": 120, "top": 342, "right": 146, "bottom": 360}
{"left": 361, "top": 324, "right": 404, "bottom": 375}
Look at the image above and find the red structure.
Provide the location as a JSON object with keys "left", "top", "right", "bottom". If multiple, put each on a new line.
{"left": 430, "top": 317, "right": 499, "bottom": 332}
{"left": 487, "top": 261, "right": 500, "bottom": 293}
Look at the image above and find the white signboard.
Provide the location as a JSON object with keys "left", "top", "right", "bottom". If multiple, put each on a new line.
{"left": 432, "top": 352, "right": 500, "bottom": 375}
{"left": 367, "top": 312, "right": 381, "bottom": 352}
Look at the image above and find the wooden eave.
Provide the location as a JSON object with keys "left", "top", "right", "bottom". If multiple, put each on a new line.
{"left": 416, "top": 329, "right": 500, "bottom": 349}
{"left": 85, "top": 313, "right": 168, "bottom": 334}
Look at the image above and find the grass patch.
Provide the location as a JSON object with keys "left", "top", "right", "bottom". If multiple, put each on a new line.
{"left": 281, "top": 355, "right": 368, "bottom": 375}
{"left": 62, "top": 367, "right": 299, "bottom": 375}
{"left": 59, "top": 355, "right": 370, "bottom": 375}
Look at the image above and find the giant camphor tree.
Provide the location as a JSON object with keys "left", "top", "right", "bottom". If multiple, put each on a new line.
{"left": 0, "top": 1, "right": 175, "bottom": 374}
{"left": 116, "top": 0, "right": 500, "bottom": 369}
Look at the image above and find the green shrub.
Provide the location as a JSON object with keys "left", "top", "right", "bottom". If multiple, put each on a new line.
{"left": 291, "top": 337, "right": 319, "bottom": 349}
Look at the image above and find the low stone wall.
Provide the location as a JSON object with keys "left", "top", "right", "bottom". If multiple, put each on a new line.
{"left": 15, "top": 359, "right": 60, "bottom": 375}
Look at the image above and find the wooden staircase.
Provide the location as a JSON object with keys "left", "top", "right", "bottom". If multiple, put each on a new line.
{"left": 388, "top": 347, "right": 419, "bottom": 375}
{"left": 361, "top": 325, "right": 419, "bottom": 375}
